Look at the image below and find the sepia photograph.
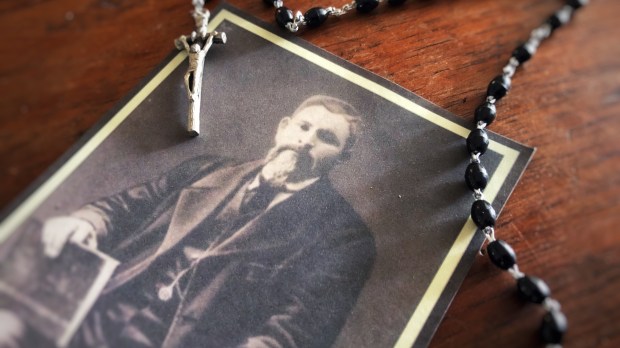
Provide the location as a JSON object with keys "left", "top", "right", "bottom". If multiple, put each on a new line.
{"left": 0, "top": 5, "right": 532, "bottom": 348}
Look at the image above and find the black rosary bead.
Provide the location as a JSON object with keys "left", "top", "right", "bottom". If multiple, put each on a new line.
{"left": 517, "top": 275, "right": 551, "bottom": 304}
{"left": 567, "top": 0, "right": 587, "bottom": 9}
{"left": 474, "top": 102, "right": 497, "bottom": 126}
{"left": 541, "top": 309, "right": 568, "bottom": 344}
{"left": 466, "top": 129, "right": 489, "bottom": 155}
{"left": 304, "top": 7, "right": 329, "bottom": 28}
{"left": 486, "top": 75, "right": 511, "bottom": 100}
{"left": 547, "top": 14, "right": 563, "bottom": 31}
{"left": 547, "top": 6, "right": 573, "bottom": 33}
{"left": 471, "top": 200, "right": 496, "bottom": 229}
{"left": 512, "top": 44, "right": 534, "bottom": 64}
{"left": 356, "top": 0, "right": 380, "bottom": 13}
{"left": 275, "top": 7, "right": 294, "bottom": 29}
{"left": 486, "top": 240, "right": 517, "bottom": 270}
{"left": 388, "top": 0, "right": 408, "bottom": 5}
{"left": 465, "top": 163, "right": 489, "bottom": 191}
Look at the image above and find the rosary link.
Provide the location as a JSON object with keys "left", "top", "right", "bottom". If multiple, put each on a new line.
{"left": 465, "top": 1, "right": 588, "bottom": 346}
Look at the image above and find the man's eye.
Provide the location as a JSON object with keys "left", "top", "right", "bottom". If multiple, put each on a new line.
{"left": 317, "top": 129, "right": 340, "bottom": 147}
{"left": 300, "top": 124, "right": 310, "bottom": 131}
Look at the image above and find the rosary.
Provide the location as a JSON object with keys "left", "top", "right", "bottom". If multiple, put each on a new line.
{"left": 177, "top": 0, "right": 588, "bottom": 346}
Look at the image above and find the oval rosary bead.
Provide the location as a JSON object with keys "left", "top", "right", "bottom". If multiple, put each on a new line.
{"left": 471, "top": 200, "right": 496, "bottom": 229}
{"left": 517, "top": 275, "right": 551, "bottom": 304}
{"left": 304, "top": 7, "right": 329, "bottom": 28}
{"left": 512, "top": 44, "right": 533, "bottom": 64}
{"left": 547, "top": 14, "right": 563, "bottom": 31}
{"left": 486, "top": 75, "right": 511, "bottom": 100}
{"left": 275, "top": 7, "right": 294, "bottom": 29}
{"left": 568, "top": 0, "right": 588, "bottom": 9}
{"left": 465, "top": 163, "right": 489, "bottom": 191}
{"left": 547, "top": 6, "right": 573, "bottom": 32}
{"left": 486, "top": 240, "right": 517, "bottom": 270}
{"left": 356, "top": 0, "right": 380, "bottom": 13}
{"left": 466, "top": 129, "right": 489, "bottom": 155}
{"left": 474, "top": 102, "right": 497, "bottom": 126}
{"left": 541, "top": 309, "right": 568, "bottom": 344}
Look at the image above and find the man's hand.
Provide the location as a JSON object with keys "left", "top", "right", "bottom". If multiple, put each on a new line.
{"left": 0, "top": 310, "right": 26, "bottom": 348}
{"left": 41, "top": 216, "right": 98, "bottom": 258}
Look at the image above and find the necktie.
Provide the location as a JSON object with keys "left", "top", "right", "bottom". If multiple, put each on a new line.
{"left": 240, "top": 183, "right": 280, "bottom": 215}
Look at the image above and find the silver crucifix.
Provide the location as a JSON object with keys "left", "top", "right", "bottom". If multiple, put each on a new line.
{"left": 175, "top": 0, "right": 226, "bottom": 137}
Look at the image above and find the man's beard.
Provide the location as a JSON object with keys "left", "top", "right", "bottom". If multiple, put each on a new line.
{"left": 261, "top": 145, "right": 315, "bottom": 188}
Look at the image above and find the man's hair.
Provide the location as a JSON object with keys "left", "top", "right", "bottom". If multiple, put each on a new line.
{"left": 292, "top": 95, "right": 362, "bottom": 159}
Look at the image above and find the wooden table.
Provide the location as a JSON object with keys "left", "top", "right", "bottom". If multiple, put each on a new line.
{"left": 1, "top": 0, "right": 618, "bottom": 347}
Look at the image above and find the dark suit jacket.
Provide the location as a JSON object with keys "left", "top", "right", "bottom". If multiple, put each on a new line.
{"left": 73, "top": 155, "right": 376, "bottom": 348}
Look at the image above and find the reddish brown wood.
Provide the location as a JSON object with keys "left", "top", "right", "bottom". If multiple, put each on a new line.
{"left": 0, "top": 0, "right": 618, "bottom": 347}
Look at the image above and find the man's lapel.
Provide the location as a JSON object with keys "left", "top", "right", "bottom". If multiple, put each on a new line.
{"left": 155, "top": 159, "right": 262, "bottom": 256}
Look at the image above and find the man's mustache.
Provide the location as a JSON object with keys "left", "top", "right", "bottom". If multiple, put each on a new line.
{"left": 274, "top": 144, "right": 309, "bottom": 155}
{"left": 267, "top": 145, "right": 313, "bottom": 169}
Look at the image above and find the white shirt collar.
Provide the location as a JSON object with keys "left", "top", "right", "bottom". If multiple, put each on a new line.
{"left": 246, "top": 174, "right": 319, "bottom": 193}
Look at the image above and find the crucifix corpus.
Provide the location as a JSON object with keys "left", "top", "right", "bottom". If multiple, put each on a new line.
{"left": 175, "top": 0, "right": 227, "bottom": 137}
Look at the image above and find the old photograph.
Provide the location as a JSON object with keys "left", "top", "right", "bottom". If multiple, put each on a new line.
{"left": 0, "top": 6, "right": 532, "bottom": 348}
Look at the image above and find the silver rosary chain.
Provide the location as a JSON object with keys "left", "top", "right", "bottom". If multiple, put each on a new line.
{"left": 273, "top": 0, "right": 360, "bottom": 32}
{"left": 326, "top": 1, "right": 358, "bottom": 17}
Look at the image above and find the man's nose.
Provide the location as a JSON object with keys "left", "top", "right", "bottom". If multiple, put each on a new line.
{"left": 297, "top": 132, "right": 315, "bottom": 149}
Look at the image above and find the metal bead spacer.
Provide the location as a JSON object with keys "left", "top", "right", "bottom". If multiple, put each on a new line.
{"left": 280, "top": 10, "right": 305, "bottom": 33}
{"left": 485, "top": 96, "right": 496, "bottom": 104}
{"left": 532, "top": 23, "right": 552, "bottom": 41}
{"left": 527, "top": 35, "right": 541, "bottom": 48}
{"left": 483, "top": 226, "right": 496, "bottom": 242}
{"left": 545, "top": 344, "right": 562, "bottom": 348}
{"left": 556, "top": 5, "right": 574, "bottom": 25}
{"left": 530, "top": 29, "right": 543, "bottom": 42}
{"left": 476, "top": 120, "right": 487, "bottom": 129}
{"left": 502, "top": 64, "right": 516, "bottom": 78}
{"left": 326, "top": 1, "right": 356, "bottom": 16}
{"left": 342, "top": 1, "right": 357, "bottom": 12}
{"left": 294, "top": 11, "right": 304, "bottom": 22}
{"left": 285, "top": 22, "right": 299, "bottom": 32}
{"left": 509, "top": 57, "right": 520, "bottom": 68}
{"left": 543, "top": 298, "right": 562, "bottom": 312}
{"left": 326, "top": 6, "right": 343, "bottom": 16}
{"left": 473, "top": 188, "right": 485, "bottom": 200}
{"left": 470, "top": 152, "right": 481, "bottom": 164}
{"left": 503, "top": 58, "right": 520, "bottom": 77}
{"left": 274, "top": 0, "right": 284, "bottom": 8}
{"left": 508, "top": 264, "right": 525, "bottom": 279}
{"left": 328, "top": 0, "right": 356, "bottom": 16}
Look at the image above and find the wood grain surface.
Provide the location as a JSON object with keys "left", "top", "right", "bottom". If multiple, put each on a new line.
{"left": 0, "top": 0, "right": 618, "bottom": 347}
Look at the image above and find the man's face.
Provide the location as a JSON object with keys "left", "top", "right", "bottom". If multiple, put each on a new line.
{"left": 271, "top": 105, "right": 352, "bottom": 179}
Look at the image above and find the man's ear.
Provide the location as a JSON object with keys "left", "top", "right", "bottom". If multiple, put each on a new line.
{"left": 278, "top": 117, "right": 291, "bottom": 130}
